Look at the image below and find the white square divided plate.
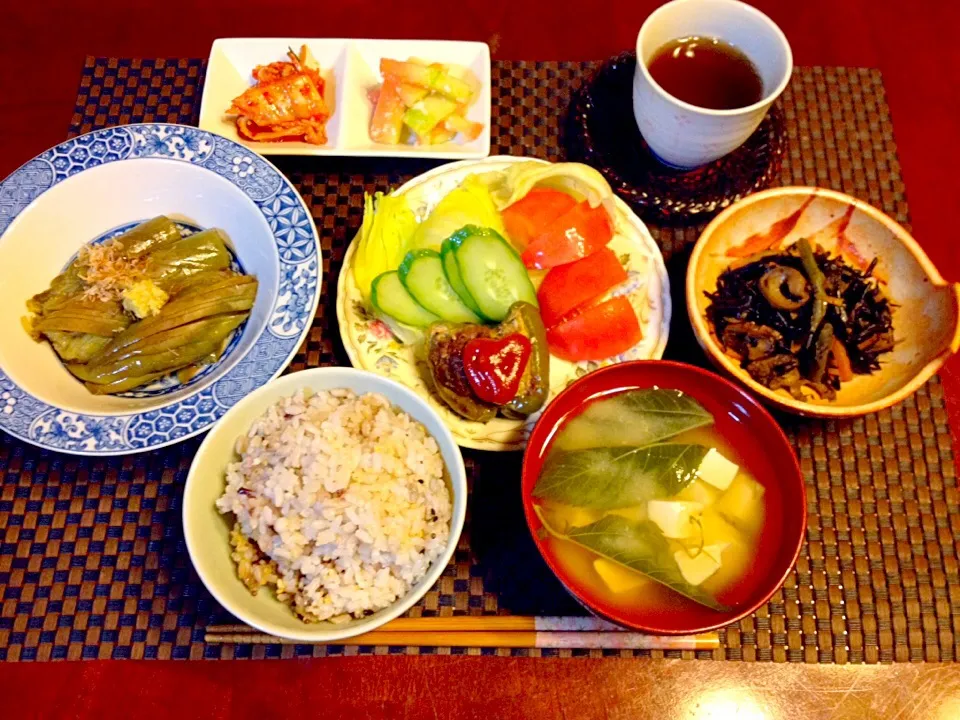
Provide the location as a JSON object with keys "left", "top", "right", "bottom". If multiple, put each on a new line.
{"left": 199, "top": 38, "right": 491, "bottom": 159}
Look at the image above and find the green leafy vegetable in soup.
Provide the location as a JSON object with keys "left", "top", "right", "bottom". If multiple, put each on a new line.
{"left": 532, "top": 388, "right": 766, "bottom": 612}
{"left": 535, "top": 444, "right": 709, "bottom": 510}
{"left": 535, "top": 507, "right": 729, "bottom": 610}
{"left": 550, "top": 388, "right": 713, "bottom": 452}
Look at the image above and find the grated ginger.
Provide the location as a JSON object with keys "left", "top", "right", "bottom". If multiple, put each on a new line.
{"left": 122, "top": 279, "right": 169, "bottom": 318}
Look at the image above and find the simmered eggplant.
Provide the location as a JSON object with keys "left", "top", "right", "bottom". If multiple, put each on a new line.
{"left": 23, "top": 217, "right": 257, "bottom": 395}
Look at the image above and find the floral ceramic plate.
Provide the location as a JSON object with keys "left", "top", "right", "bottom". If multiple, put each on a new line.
{"left": 0, "top": 123, "right": 321, "bottom": 455}
{"left": 336, "top": 156, "right": 670, "bottom": 451}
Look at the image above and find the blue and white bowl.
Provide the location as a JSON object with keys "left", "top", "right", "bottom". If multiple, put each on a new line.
{"left": 0, "top": 123, "right": 321, "bottom": 455}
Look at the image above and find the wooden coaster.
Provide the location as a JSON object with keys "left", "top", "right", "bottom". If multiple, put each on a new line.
{"left": 565, "top": 52, "right": 786, "bottom": 224}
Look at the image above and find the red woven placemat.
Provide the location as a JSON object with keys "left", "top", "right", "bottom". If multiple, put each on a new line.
{"left": 0, "top": 58, "right": 956, "bottom": 662}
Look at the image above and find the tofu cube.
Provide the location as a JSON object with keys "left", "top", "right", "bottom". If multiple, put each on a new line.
{"left": 716, "top": 474, "right": 766, "bottom": 535}
{"left": 673, "top": 549, "right": 721, "bottom": 586}
{"left": 696, "top": 448, "right": 739, "bottom": 491}
{"left": 545, "top": 504, "right": 601, "bottom": 531}
{"left": 647, "top": 500, "right": 703, "bottom": 539}
{"left": 593, "top": 558, "right": 646, "bottom": 594}
{"left": 607, "top": 506, "right": 646, "bottom": 524}
{"left": 676, "top": 479, "right": 720, "bottom": 507}
{"left": 701, "top": 543, "right": 730, "bottom": 565}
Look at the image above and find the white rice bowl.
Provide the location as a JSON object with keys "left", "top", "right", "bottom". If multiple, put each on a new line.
{"left": 183, "top": 367, "right": 467, "bottom": 642}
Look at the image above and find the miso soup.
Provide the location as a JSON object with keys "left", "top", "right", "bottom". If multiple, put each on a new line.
{"left": 532, "top": 387, "right": 773, "bottom": 617}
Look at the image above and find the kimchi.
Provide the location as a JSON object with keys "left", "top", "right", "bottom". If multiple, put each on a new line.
{"left": 227, "top": 45, "right": 330, "bottom": 145}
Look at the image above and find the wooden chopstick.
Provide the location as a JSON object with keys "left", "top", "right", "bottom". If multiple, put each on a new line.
{"left": 207, "top": 616, "right": 630, "bottom": 634}
{"left": 204, "top": 618, "right": 719, "bottom": 650}
{"left": 204, "top": 629, "right": 719, "bottom": 650}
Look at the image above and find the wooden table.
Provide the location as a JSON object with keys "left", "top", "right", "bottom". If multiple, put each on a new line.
{"left": 2, "top": 1, "right": 960, "bottom": 717}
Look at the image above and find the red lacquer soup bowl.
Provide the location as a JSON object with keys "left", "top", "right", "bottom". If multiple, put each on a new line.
{"left": 521, "top": 360, "right": 807, "bottom": 635}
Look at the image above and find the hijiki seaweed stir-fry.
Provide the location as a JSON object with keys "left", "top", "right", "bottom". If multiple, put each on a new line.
{"left": 706, "top": 239, "right": 895, "bottom": 400}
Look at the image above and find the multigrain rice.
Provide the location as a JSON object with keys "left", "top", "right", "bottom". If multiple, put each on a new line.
{"left": 216, "top": 388, "right": 451, "bottom": 622}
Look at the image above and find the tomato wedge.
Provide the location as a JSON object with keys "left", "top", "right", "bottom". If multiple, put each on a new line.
{"left": 537, "top": 247, "right": 628, "bottom": 327}
{"left": 501, "top": 189, "right": 577, "bottom": 250}
{"left": 546, "top": 296, "right": 641, "bottom": 362}
{"left": 521, "top": 201, "right": 614, "bottom": 270}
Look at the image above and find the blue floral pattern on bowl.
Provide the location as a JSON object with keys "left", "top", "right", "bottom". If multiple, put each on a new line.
{"left": 0, "top": 123, "right": 321, "bottom": 456}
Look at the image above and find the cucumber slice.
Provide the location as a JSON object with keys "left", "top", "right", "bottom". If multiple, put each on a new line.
{"left": 440, "top": 239, "right": 486, "bottom": 318}
{"left": 370, "top": 271, "right": 439, "bottom": 327}
{"left": 399, "top": 250, "right": 482, "bottom": 323}
{"left": 449, "top": 226, "right": 538, "bottom": 322}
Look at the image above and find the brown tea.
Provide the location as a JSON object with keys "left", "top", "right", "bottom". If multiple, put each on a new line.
{"left": 647, "top": 36, "right": 764, "bottom": 110}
